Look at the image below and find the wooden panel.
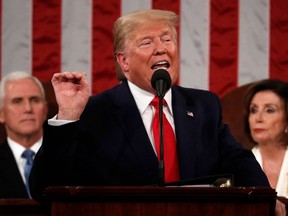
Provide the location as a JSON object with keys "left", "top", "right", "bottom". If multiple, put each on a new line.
{"left": 0, "top": 199, "right": 50, "bottom": 216}
{"left": 44, "top": 186, "right": 276, "bottom": 216}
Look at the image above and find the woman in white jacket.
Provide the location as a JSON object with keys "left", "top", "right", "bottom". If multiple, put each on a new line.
{"left": 243, "top": 79, "right": 288, "bottom": 198}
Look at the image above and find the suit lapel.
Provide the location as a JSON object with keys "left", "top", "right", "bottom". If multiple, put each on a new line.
{"left": 172, "top": 87, "right": 201, "bottom": 180}
{"left": 112, "top": 82, "right": 203, "bottom": 182}
{"left": 113, "top": 81, "right": 159, "bottom": 181}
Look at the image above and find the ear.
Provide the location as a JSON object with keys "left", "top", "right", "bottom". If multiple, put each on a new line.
{"left": 0, "top": 110, "right": 5, "bottom": 124}
{"left": 116, "top": 52, "right": 129, "bottom": 72}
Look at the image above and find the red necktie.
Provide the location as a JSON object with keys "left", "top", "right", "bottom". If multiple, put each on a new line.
{"left": 150, "top": 96, "right": 180, "bottom": 183}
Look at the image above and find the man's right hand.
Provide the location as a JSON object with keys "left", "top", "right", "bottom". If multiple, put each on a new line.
{"left": 52, "top": 72, "right": 89, "bottom": 120}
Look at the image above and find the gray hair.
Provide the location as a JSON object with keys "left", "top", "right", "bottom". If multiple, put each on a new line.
{"left": 0, "top": 71, "right": 46, "bottom": 109}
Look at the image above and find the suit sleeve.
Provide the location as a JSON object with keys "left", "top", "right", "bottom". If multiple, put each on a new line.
{"left": 29, "top": 121, "right": 81, "bottom": 201}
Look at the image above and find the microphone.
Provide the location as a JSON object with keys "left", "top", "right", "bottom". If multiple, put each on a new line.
{"left": 151, "top": 69, "right": 172, "bottom": 185}
{"left": 164, "top": 174, "right": 234, "bottom": 187}
{"left": 151, "top": 69, "right": 172, "bottom": 98}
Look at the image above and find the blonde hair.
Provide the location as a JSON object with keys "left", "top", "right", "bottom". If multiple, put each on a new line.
{"left": 113, "top": 9, "right": 179, "bottom": 81}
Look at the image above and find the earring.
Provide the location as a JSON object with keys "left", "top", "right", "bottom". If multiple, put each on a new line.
{"left": 285, "top": 128, "right": 288, "bottom": 134}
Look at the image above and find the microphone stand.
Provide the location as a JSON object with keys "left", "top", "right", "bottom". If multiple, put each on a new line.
{"left": 158, "top": 95, "right": 165, "bottom": 185}
{"left": 151, "top": 68, "right": 171, "bottom": 186}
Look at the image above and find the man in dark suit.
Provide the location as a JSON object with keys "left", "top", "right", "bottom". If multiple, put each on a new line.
{"left": 0, "top": 142, "right": 28, "bottom": 198}
{"left": 0, "top": 71, "right": 48, "bottom": 198}
{"left": 30, "top": 9, "right": 270, "bottom": 200}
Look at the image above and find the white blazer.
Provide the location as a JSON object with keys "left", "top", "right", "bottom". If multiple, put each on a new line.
{"left": 252, "top": 145, "right": 288, "bottom": 198}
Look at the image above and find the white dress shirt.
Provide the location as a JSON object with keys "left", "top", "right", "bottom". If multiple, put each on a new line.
{"left": 8, "top": 137, "right": 42, "bottom": 184}
{"left": 128, "top": 81, "right": 175, "bottom": 154}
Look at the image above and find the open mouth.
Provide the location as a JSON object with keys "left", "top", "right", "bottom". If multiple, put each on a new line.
{"left": 151, "top": 60, "right": 170, "bottom": 70}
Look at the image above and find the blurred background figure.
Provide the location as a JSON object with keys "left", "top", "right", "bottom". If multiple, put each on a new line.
{"left": 243, "top": 79, "right": 288, "bottom": 198}
{"left": 0, "top": 71, "right": 48, "bottom": 198}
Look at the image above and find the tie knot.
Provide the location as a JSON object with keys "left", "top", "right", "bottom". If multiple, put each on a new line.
{"left": 21, "top": 149, "right": 35, "bottom": 161}
{"left": 150, "top": 96, "right": 167, "bottom": 108}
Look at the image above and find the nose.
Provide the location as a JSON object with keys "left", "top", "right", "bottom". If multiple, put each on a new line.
{"left": 255, "top": 111, "right": 263, "bottom": 122}
{"left": 23, "top": 100, "right": 33, "bottom": 112}
{"left": 154, "top": 39, "right": 166, "bottom": 55}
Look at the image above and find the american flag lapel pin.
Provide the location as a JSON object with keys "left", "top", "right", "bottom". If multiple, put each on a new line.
{"left": 187, "top": 111, "right": 194, "bottom": 117}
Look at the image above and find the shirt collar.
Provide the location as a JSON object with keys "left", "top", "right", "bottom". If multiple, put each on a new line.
{"left": 7, "top": 137, "right": 42, "bottom": 159}
{"left": 127, "top": 80, "right": 173, "bottom": 114}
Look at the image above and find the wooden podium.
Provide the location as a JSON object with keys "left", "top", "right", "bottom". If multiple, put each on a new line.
{"left": 43, "top": 186, "right": 277, "bottom": 216}
{"left": 0, "top": 199, "right": 50, "bottom": 216}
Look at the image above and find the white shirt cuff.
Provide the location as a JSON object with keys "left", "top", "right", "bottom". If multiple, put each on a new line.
{"left": 48, "top": 115, "right": 78, "bottom": 126}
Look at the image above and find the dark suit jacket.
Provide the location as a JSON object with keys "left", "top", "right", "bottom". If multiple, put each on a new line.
{"left": 30, "top": 81, "right": 270, "bottom": 200}
{"left": 0, "top": 141, "right": 29, "bottom": 198}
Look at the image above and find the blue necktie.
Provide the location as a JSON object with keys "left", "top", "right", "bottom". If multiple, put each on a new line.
{"left": 21, "top": 149, "right": 35, "bottom": 198}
